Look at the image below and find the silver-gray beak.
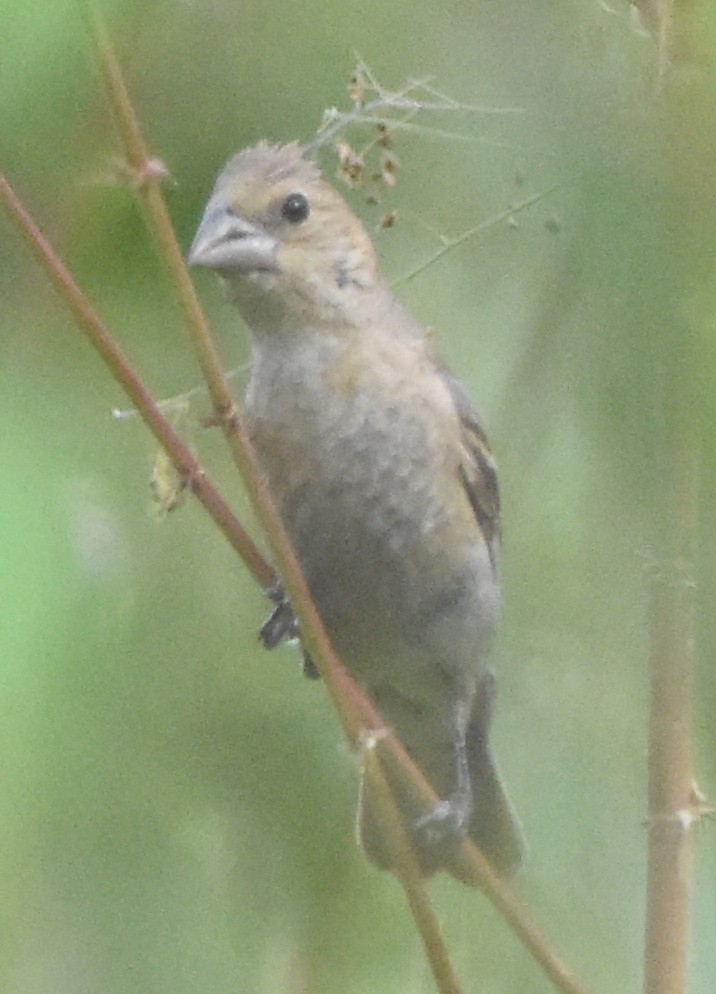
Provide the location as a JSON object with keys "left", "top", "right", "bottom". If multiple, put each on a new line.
{"left": 188, "top": 204, "right": 279, "bottom": 273}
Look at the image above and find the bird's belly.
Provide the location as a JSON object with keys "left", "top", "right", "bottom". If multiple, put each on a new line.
{"left": 248, "top": 371, "right": 498, "bottom": 708}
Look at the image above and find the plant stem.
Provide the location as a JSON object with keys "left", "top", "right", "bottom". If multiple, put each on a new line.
{"left": 644, "top": 585, "right": 694, "bottom": 994}
{"left": 0, "top": 170, "right": 274, "bottom": 591}
{"left": 363, "top": 748, "right": 463, "bottom": 994}
{"left": 643, "top": 420, "right": 698, "bottom": 994}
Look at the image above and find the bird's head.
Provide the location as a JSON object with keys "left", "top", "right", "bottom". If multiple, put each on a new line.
{"left": 189, "top": 142, "right": 382, "bottom": 335}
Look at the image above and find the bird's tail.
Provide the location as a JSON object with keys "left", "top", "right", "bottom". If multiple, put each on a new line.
{"left": 357, "top": 680, "right": 524, "bottom": 884}
{"left": 458, "top": 728, "right": 525, "bottom": 881}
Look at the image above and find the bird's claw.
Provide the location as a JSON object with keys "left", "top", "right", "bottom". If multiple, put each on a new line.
{"left": 259, "top": 585, "right": 299, "bottom": 649}
{"left": 259, "top": 585, "right": 320, "bottom": 679}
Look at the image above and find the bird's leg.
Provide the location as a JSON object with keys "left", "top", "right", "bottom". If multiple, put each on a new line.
{"left": 259, "top": 583, "right": 319, "bottom": 679}
{"left": 414, "top": 697, "right": 474, "bottom": 846}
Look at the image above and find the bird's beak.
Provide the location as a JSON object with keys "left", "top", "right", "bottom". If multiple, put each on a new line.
{"left": 188, "top": 203, "right": 279, "bottom": 273}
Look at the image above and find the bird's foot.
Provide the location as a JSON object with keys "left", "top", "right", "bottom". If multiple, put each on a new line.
{"left": 259, "top": 585, "right": 319, "bottom": 679}
{"left": 259, "top": 584, "right": 299, "bottom": 649}
{"left": 414, "top": 795, "right": 471, "bottom": 850}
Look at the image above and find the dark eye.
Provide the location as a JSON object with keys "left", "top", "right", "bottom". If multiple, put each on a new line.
{"left": 281, "top": 192, "right": 310, "bottom": 223}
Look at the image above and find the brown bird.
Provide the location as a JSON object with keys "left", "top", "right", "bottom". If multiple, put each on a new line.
{"left": 189, "top": 142, "right": 524, "bottom": 882}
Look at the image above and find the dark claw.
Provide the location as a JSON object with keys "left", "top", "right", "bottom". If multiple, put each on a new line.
{"left": 259, "top": 584, "right": 299, "bottom": 650}
{"left": 259, "top": 585, "right": 321, "bottom": 681}
{"left": 301, "top": 652, "right": 320, "bottom": 680}
{"left": 259, "top": 599, "right": 299, "bottom": 649}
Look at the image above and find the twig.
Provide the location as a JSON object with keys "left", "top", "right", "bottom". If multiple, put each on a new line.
{"left": 372, "top": 734, "right": 596, "bottom": 994}
{"left": 362, "top": 747, "right": 463, "bottom": 994}
{"left": 644, "top": 581, "right": 694, "bottom": 994}
{"left": 0, "top": 169, "right": 273, "bottom": 591}
{"left": 85, "top": 8, "right": 260, "bottom": 486}
{"left": 641, "top": 0, "right": 704, "bottom": 984}
{"left": 393, "top": 185, "right": 560, "bottom": 285}
{"left": 643, "top": 418, "right": 698, "bottom": 994}
{"left": 308, "top": 58, "right": 523, "bottom": 154}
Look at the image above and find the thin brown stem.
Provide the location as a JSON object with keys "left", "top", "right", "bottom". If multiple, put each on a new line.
{"left": 641, "top": 0, "right": 704, "bottom": 978}
{"left": 362, "top": 748, "right": 463, "bottom": 994}
{"left": 643, "top": 415, "right": 698, "bottom": 994}
{"left": 0, "top": 170, "right": 274, "bottom": 591}
{"left": 85, "top": 8, "right": 253, "bottom": 448}
{"left": 644, "top": 580, "right": 694, "bottom": 994}
{"left": 372, "top": 736, "right": 596, "bottom": 994}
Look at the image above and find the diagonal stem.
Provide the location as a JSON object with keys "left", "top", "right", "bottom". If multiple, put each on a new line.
{"left": 0, "top": 169, "right": 273, "bottom": 590}
{"left": 363, "top": 747, "right": 463, "bottom": 994}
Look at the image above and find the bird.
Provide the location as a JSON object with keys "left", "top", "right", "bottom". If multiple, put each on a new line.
{"left": 188, "top": 141, "right": 524, "bottom": 882}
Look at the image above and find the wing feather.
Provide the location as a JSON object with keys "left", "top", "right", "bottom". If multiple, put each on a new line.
{"left": 439, "top": 368, "right": 501, "bottom": 569}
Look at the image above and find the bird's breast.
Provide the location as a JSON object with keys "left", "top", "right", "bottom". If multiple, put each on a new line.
{"left": 246, "top": 333, "right": 461, "bottom": 557}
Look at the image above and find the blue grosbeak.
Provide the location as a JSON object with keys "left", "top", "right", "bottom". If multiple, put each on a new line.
{"left": 189, "top": 142, "right": 524, "bottom": 881}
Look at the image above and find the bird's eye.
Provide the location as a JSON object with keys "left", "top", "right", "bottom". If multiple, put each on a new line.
{"left": 281, "top": 192, "right": 310, "bottom": 224}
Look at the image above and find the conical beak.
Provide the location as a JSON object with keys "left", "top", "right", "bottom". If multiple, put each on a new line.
{"left": 188, "top": 203, "right": 279, "bottom": 273}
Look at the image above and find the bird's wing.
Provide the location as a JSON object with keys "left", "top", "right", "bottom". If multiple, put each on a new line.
{"left": 439, "top": 368, "right": 501, "bottom": 568}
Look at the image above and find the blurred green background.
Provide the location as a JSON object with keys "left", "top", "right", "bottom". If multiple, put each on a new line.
{"left": 2, "top": 1, "right": 715, "bottom": 992}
